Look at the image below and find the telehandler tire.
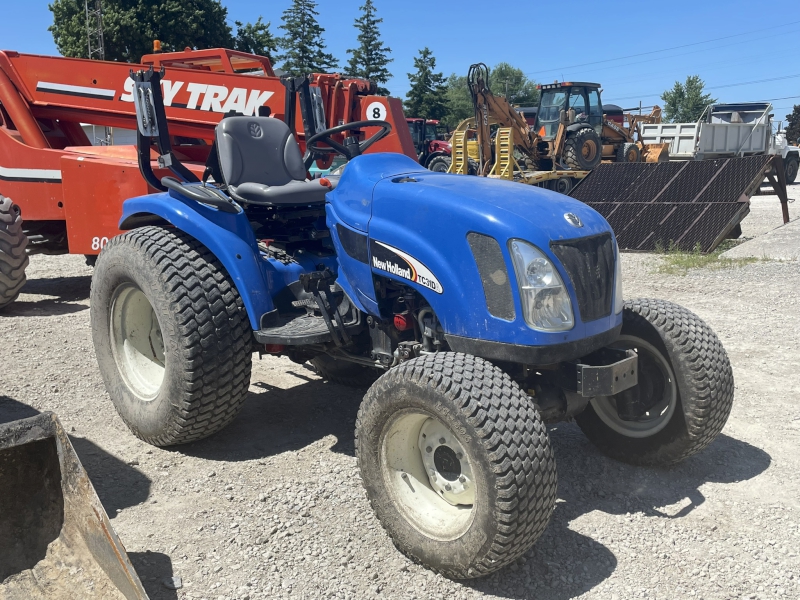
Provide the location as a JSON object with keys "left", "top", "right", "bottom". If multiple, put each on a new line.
{"left": 563, "top": 127, "right": 602, "bottom": 171}
{"left": 311, "top": 354, "right": 379, "bottom": 388}
{"left": 356, "top": 352, "right": 557, "bottom": 578}
{"left": 0, "top": 195, "right": 29, "bottom": 310}
{"left": 91, "top": 226, "right": 252, "bottom": 446}
{"left": 576, "top": 299, "right": 734, "bottom": 466}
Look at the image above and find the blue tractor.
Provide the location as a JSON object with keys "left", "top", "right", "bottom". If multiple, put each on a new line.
{"left": 90, "top": 70, "right": 734, "bottom": 579}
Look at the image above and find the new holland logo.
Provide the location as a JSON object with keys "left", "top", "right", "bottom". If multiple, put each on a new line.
{"left": 248, "top": 122, "right": 263, "bottom": 138}
{"left": 370, "top": 240, "right": 443, "bottom": 294}
{"left": 564, "top": 212, "right": 583, "bottom": 228}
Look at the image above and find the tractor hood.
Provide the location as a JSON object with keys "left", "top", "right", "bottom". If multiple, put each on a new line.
{"left": 329, "top": 153, "right": 622, "bottom": 351}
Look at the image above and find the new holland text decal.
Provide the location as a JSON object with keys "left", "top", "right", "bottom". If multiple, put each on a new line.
{"left": 370, "top": 240, "right": 443, "bottom": 294}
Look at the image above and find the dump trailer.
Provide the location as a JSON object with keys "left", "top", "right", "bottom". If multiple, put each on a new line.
{"left": 0, "top": 412, "right": 147, "bottom": 599}
{"left": 0, "top": 47, "right": 415, "bottom": 309}
{"left": 639, "top": 102, "right": 800, "bottom": 183}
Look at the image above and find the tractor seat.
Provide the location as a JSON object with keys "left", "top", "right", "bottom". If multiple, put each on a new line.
{"left": 215, "top": 117, "right": 328, "bottom": 206}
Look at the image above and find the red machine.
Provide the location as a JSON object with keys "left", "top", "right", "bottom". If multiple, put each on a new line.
{"left": 405, "top": 118, "right": 451, "bottom": 172}
{"left": 0, "top": 48, "right": 415, "bottom": 258}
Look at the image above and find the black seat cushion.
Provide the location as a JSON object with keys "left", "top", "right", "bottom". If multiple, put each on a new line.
{"left": 215, "top": 116, "right": 328, "bottom": 206}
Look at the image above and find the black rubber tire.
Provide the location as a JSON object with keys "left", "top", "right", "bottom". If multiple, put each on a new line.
{"left": 617, "top": 142, "right": 641, "bottom": 163}
{"left": 356, "top": 352, "right": 557, "bottom": 579}
{"left": 310, "top": 354, "right": 380, "bottom": 388}
{"left": 554, "top": 177, "right": 573, "bottom": 194}
{"left": 90, "top": 226, "right": 252, "bottom": 446}
{"left": 563, "top": 127, "right": 602, "bottom": 170}
{"left": 427, "top": 155, "right": 451, "bottom": 173}
{"left": 576, "top": 299, "right": 734, "bottom": 466}
{"left": 0, "top": 196, "right": 29, "bottom": 310}
{"left": 785, "top": 156, "right": 798, "bottom": 184}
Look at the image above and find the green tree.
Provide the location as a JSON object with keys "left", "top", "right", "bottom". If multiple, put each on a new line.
{"left": 441, "top": 73, "right": 472, "bottom": 128}
{"left": 660, "top": 75, "right": 717, "bottom": 123}
{"left": 404, "top": 48, "right": 448, "bottom": 120}
{"left": 488, "top": 63, "right": 539, "bottom": 106}
{"left": 784, "top": 105, "right": 800, "bottom": 144}
{"left": 233, "top": 17, "right": 278, "bottom": 60}
{"left": 49, "top": 0, "right": 234, "bottom": 62}
{"left": 346, "top": 0, "right": 392, "bottom": 95}
{"left": 277, "top": 0, "right": 338, "bottom": 75}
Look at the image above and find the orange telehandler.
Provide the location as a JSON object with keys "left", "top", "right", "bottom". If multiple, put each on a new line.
{"left": 0, "top": 46, "right": 415, "bottom": 309}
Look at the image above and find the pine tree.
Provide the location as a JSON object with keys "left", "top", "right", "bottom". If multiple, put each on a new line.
{"left": 784, "top": 105, "right": 800, "bottom": 144}
{"left": 277, "top": 0, "right": 338, "bottom": 76}
{"left": 233, "top": 17, "right": 278, "bottom": 60}
{"left": 661, "top": 75, "right": 717, "bottom": 123}
{"left": 404, "top": 48, "right": 448, "bottom": 120}
{"left": 346, "top": 0, "right": 392, "bottom": 95}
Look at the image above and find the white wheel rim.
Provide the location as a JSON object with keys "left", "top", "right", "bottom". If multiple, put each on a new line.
{"left": 381, "top": 410, "right": 475, "bottom": 541}
{"left": 590, "top": 335, "right": 677, "bottom": 438}
{"left": 110, "top": 283, "right": 166, "bottom": 400}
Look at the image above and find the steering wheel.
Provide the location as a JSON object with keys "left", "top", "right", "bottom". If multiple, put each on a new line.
{"left": 305, "top": 120, "right": 392, "bottom": 161}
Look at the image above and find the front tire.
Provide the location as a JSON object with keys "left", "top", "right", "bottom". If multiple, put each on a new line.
{"left": 563, "top": 127, "right": 602, "bottom": 170}
{"left": 617, "top": 142, "right": 641, "bottom": 163}
{"left": 576, "top": 299, "right": 734, "bottom": 466}
{"left": 0, "top": 196, "right": 29, "bottom": 310}
{"left": 427, "top": 155, "right": 451, "bottom": 173}
{"left": 356, "top": 353, "right": 557, "bottom": 578}
{"left": 90, "top": 226, "right": 252, "bottom": 446}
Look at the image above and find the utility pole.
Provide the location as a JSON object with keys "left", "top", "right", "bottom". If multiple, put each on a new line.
{"left": 85, "top": 0, "right": 111, "bottom": 145}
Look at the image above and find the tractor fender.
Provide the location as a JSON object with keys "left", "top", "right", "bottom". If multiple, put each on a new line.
{"left": 566, "top": 122, "right": 594, "bottom": 134}
{"left": 118, "top": 190, "right": 272, "bottom": 331}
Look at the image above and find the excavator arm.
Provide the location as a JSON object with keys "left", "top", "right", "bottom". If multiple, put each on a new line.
{"left": 467, "top": 64, "right": 537, "bottom": 174}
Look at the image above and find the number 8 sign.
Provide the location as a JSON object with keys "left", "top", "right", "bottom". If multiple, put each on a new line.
{"left": 366, "top": 101, "right": 387, "bottom": 121}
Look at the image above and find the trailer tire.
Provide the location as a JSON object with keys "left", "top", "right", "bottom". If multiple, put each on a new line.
{"left": 0, "top": 195, "right": 29, "bottom": 310}
{"left": 427, "top": 155, "right": 451, "bottom": 173}
{"left": 576, "top": 299, "right": 734, "bottom": 466}
{"left": 784, "top": 155, "right": 798, "bottom": 184}
{"left": 356, "top": 352, "right": 557, "bottom": 578}
{"left": 563, "top": 127, "right": 602, "bottom": 170}
{"left": 91, "top": 226, "right": 252, "bottom": 447}
{"left": 310, "top": 354, "right": 380, "bottom": 388}
{"left": 617, "top": 142, "right": 641, "bottom": 163}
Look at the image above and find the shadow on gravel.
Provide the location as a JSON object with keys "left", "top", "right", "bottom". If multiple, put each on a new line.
{"left": 177, "top": 374, "right": 365, "bottom": 462}
{"left": 1, "top": 275, "right": 91, "bottom": 317}
{"left": 127, "top": 551, "right": 178, "bottom": 600}
{"left": 0, "top": 396, "right": 152, "bottom": 517}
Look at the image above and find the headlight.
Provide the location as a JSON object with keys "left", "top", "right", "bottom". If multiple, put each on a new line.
{"left": 614, "top": 241, "right": 624, "bottom": 314}
{"left": 509, "top": 240, "right": 574, "bottom": 332}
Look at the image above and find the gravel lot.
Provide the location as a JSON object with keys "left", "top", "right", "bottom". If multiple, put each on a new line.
{"left": 1, "top": 189, "right": 798, "bottom": 600}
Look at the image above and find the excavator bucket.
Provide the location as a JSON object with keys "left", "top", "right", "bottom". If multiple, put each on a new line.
{"left": 641, "top": 143, "right": 670, "bottom": 163}
{"left": 0, "top": 412, "right": 148, "bottom": 600}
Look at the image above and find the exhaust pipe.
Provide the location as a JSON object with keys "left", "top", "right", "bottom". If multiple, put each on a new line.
{"left": 0, "top": 412, "right": 148, "bottom": 599}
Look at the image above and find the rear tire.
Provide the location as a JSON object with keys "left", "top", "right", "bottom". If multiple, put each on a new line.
{"left": 0, "top": 196, "right": 29, "bottom": 310}
{"left": 310, "top": 354, "right": 379, "bottom": 388}
{"left": 90, "top": 226, "right": 252, "bottom": 446}
{"left": 576, "top": 299, "right": 734, "bottom": 466}
{"left": 785, "top": 155, "right": 798, "bottom": 184}
{"left": 617, "top": 142, "right": 641, "bottom": 163}
{"left": 427, "top": 155, "right": 451, "bottom": 173}
{"left": 563, "top": 127, "right": 602, "bottom": 170}
{"left": 356, "top": 352, "right": 557, "bottom": 578}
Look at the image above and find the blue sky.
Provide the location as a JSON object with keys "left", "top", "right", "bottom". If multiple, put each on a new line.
{"left": 3, "top": 0, "right": 800, "bottom": 121}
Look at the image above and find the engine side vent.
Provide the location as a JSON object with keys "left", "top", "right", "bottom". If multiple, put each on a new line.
{"left": 467, "top": 233, "right": 515, "bottom": 321}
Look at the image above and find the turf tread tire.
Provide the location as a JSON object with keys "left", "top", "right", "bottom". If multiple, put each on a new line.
{"left": 577, "top": 298, "right": 734, "bottom": 466}
{"left": 356, "top": 352, "right": 557, "bottom": 578}
{"left": 91, "top": 226, "right": 252, "bottom": 446}
{"left": 0, "top": 196, "right": 29, "bottom": 309}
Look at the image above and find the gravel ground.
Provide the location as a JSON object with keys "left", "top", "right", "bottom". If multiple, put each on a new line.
{"left": 1, "top": 189, "right": 798, "bottom": 600}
